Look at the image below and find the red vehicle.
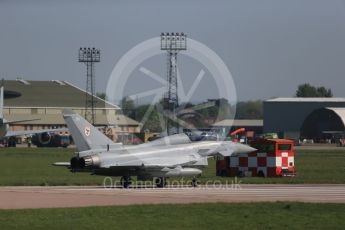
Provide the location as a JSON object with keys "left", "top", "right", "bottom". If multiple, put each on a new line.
{"left": 216, "top": 139, "right": 296, "bottom": 177}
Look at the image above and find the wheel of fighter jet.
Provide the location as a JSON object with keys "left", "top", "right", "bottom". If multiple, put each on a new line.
{"left": 155, "top": 177, "right": 166, "bottom": 188}
{"left": 120, "top": 176, "right": 131, "bottom": 188}
{"left": 191, "top": 177, "right": 198, "bottom": 188}
{"left": 257, "top": 170, "right": 265, "bottom": 178}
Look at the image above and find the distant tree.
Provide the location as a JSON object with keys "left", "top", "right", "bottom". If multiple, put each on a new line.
{"left": 217, "top": 98, "right": 233, "bottom": 120}
{"left": 296, "top": 84, "right": 316, "bottom": 97}
{"left": 135, "top": 104, "right": 163, "bottom": 132}
{"left": 235, "top": 100, "right": 263, "bottom": 119}
{"left": 180, "top": 102, "right": 195, "bottom": 109}
{"left": 296, "top": 83, "right": 333, "bottom": 97}
{"left": 96, "top": 92, "right": 106, "bottom": 100}
{"left": 121, "top": 96, "right": 135, "bottom": 118}
{"left": 316, "top": 86, "right": 333, "bottom": 97}
{"left": 195, "top": 98, "right": 233, "bottom": 125}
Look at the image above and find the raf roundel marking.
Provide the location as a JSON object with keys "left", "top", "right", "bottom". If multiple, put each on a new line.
{"left": 84, "top": 127, "right": 91, "bottom": 136}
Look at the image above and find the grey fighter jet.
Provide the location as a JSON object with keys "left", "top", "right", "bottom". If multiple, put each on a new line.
{"left": 54, "top": 109, "right": 256, "bottom": 188}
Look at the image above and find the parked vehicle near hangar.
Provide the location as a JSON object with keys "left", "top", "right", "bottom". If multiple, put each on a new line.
{"left": 32, "top": 133, "right": 71, "bottom": 148}
{"left": 216, "top": 138, "right": 296, "bottom": 177}
{"left": 0, "top": 86, "right": 67, "bottom": 146}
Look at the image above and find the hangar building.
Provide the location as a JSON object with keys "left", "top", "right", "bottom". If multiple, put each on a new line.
{"left": 3, "top": 79, "right": 140, "bottom": 142}
{"left": 264, "top": 98, "right": 345, "bottom": 141}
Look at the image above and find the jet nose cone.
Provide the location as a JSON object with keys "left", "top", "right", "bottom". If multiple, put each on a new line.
{"left": 233, "top": 142, "right": 257, "bottom": 154}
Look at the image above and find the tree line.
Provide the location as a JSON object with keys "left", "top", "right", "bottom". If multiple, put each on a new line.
{"left": 96, "top": 83, "right": 333, "bottom": 132}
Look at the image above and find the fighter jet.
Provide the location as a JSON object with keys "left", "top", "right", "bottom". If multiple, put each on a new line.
{"left": 0, "top": 86, "right": 66, "bottom": 140}
{"left": 54, "top": 109, "right": 256, "bottom": 188}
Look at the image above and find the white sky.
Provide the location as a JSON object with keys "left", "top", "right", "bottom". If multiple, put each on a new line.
{"left": 1, "top": 0, "right": 345, "bottom": 103}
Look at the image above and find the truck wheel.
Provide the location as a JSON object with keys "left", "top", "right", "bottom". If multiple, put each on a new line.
{"left": 237, "top": 171, "right": 244, "bottom": 177}
{"left": 156, "top": 177, "right": 166, "bottom": 188}
{"left": 258, "top": 170, "right": 265, "bottom": 177}
{"left": 220, "top": 169, "right": 228, "bottom": 177}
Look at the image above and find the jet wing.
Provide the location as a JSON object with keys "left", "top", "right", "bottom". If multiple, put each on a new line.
{"left": 2, "top": 118, "right": 40, "bottom": 125}
{"left": 197, "top": 142, "right": 256, "bottom": 157}
{"left": 217, "top": 150, "right": 234, "bottom": 157}
{"left": 197, "top": 145, "right": 230, "bottom": 157}
{"left": 5, "top": 128, "right": 68, "bottom": 137}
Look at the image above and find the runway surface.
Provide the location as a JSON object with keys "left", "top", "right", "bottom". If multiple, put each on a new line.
{"left": 0, "top": 184, "right": 344, "bottom": 209}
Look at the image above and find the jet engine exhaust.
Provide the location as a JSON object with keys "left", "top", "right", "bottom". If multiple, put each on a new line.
{"left": 38, "top": 132, "right": 51, "bottom": 145}
{"left": 70, "top": 155, "right": 100, "bottom": 169}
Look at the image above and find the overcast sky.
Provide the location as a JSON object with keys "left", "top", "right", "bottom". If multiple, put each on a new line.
{"left": 1, "top": 0, "right": 345, "bottom": 103}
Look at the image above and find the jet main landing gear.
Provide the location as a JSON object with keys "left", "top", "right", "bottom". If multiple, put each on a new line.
{"left": 192, "top": 177, "right": 198, "bottom": 187}
{"left": 120, "top": 176, "right": 132, "bottom": 188}
{"left": 155, "top": 177, "right": 167, "bottom": 188}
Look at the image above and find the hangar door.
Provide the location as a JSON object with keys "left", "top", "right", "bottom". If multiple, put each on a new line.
{"left": 300, "top": 107, "right": 345, "bottom": 140}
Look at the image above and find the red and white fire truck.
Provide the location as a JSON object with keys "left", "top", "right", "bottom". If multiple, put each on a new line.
{"left": 216, "top": 138, "right": 296, "bottom": 177}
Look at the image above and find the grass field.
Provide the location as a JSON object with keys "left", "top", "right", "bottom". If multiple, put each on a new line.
{"left": 0, "top": 202, "right": 344, "bottom": 229}
{"left": 0, "top": 147, "right": 345, "bottom": 185}
{"left": 0, "top": 148, "right": 101, "bottom": 186}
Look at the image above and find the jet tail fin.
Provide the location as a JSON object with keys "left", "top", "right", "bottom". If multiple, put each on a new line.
{"left": 62, "top": 109, "right": 114, "bottom": 152}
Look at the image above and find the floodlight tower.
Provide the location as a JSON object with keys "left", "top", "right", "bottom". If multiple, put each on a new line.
{"left": 78, "top": 47, "right": 100, "bottom": 125}
{"left": 160, "top": 32, "right": 187, "bottom": 135}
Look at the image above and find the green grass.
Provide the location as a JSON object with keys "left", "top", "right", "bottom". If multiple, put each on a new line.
{"left": 0, "top": 148, "right": 103, "bottom": 186}
{"left": 0, "top": 203, "right": 344, "bottom": 229}
{"left": 0, "top": 148, "right": 345, "bottom": 185}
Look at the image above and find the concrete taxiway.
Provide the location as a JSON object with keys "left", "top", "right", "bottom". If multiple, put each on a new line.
{"left": 0, "top": 184, "right": 344, "bottom": 209}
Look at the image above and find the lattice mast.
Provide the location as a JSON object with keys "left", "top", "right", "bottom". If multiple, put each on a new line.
{"left": 78, "top": 47, "right": 100, "bottom": 125}
{"left": 160, "top": 32, "right": 187, "bottom": 135}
